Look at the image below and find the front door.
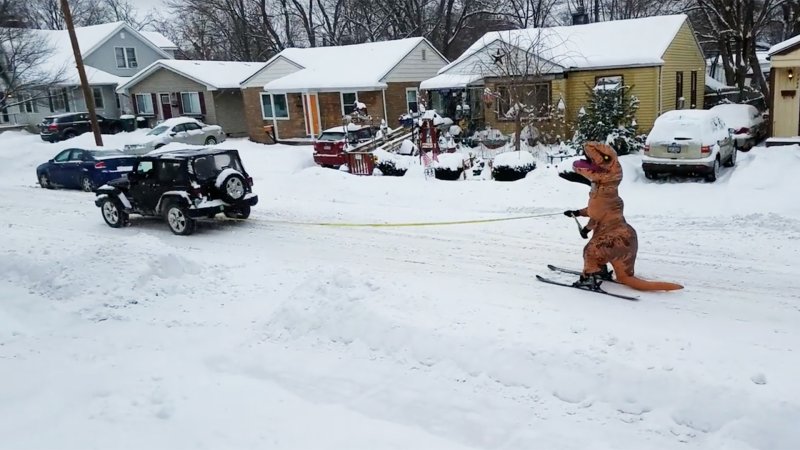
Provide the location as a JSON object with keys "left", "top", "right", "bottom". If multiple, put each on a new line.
{"left": 304, "top": 94, "right": 320, "bottom": 137}
{"left": 160, "top": 93, "right": 173, "bottom": 121}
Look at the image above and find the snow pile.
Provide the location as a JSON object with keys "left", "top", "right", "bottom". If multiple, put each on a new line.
{"left": 397, "top": 139, "right": 418, "bottom": 156}
{"left": 493, "top": 150, "right": 535, "bottom": 169}
{"left": 433, "top": 152, "right": 465, "bottom": 171}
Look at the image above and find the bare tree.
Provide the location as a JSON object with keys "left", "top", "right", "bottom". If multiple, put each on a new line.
{"left": 0, "top": 27, "right": 64, "bottom": 106}
{"left": 501, "top": 0, "right": 561, "bottom": 28}
{"left": 691, "top": 0, "right": 785, "bottom": 99}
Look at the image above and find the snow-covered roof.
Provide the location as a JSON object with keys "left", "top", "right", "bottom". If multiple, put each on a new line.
{"left": 140, "top": 31, "right": 178, "bottom": 50}
{"left": 420, "top": 73, "right": 483, "bottom": 90}
{"left": 705, "top": 75, "right": 734, "bottom": 91}
{"left": 439, "top": 14, "right": 689, "bottom": 75}
{"left": 118, "top": 60, "right": 267, "bottom": 92}
{"left": 769, "top": 35, "right": 800, "bottom": 56}
{"left": 262, "top": 38, "right": 429, "bottom": 92}
{"left": 3, "top": 21, "right": 174, "bottom": 88}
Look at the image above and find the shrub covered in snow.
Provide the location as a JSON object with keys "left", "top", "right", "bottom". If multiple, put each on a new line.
{"left": 433, "top": 152, "right": 465, "bottom": 180}
{"left": 373, "top": 149, "right": 413, "bottom": 176}
{"left": 491, "top": 150, "right": 536, "bottom": 181}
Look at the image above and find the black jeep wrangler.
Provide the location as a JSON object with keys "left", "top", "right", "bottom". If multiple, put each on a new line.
{"left": 94, "top": 148, "right": 258, "bottom": 235}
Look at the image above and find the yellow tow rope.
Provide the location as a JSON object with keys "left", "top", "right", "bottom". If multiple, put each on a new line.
{"left": 257, "top": 212, "right": 563, "bottom": 228}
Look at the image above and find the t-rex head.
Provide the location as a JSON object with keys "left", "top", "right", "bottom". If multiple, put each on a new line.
{"left": 572, "top": 142, "right": 622, "bottom": 186}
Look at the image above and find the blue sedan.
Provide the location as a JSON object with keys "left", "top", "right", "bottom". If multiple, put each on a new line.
{"left": 36, "top": 148, "right": 138, "bottom": 192}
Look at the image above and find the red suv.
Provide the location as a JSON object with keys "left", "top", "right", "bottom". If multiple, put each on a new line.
{"left": 313, "top": 124, "right": 378, "bottom": 168}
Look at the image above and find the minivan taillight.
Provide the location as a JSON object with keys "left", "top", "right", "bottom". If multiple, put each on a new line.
{"left": 700, "top": 146, "right": 711, "bottom": 154}
{"left": 94, "top": 161, "right": 106, "bottom": 169}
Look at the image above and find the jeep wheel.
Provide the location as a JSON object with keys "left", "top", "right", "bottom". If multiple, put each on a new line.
{"left": 220, "top": 173, "right": 246, "bottom": 203}
{"left": 224, "top": 205, "right": 251, "bottom": 219}
{"left": 39, "top": 173, "right": 53, "bottom": 189}
{"left": 101, "top": 198, "right": 128, "bottom": 228}
{"left": 165, "top": 204, "right": 196, "bottom": 235}
{"left": 204, "top": 136, "right": 217, "bottom": 145}
{"left": 80, "top": 175, "right": 94, "bottom": 192}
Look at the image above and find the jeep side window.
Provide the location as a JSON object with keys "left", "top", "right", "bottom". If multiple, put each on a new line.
{"left": 136, "top": 161, "right": 154, "bottom": 178}
{"left": 158, "top": 161, "right": 185, "bottom": 183}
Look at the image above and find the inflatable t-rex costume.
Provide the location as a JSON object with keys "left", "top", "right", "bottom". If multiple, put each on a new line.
{"left": 561, "top": 142, "right": 683, "bottom": 292}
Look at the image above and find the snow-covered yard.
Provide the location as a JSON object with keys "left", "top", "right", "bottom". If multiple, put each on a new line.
{"left": 1, "top": 129, "right": 799, "bottom": 449}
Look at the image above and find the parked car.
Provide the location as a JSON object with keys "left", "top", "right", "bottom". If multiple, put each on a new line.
{"left": 642, "top": 109, "right": 737, "bottom": 182}
{"left": 94, "top": 148, "right": 258, "bottom": 235}
{"left": 122, "top": 117, "right": 226, "bottom": 155}
{"left": 709, "top": 103, "right": 767, "bottom": 151}
{"left": 39, "top": 112, "right": 124, "bottom": 143}
{"left": 36, "top": 148, "right": 137, "bottom": 191}
{"left": 313, "top": 124, "right": 380, "bottom": 168}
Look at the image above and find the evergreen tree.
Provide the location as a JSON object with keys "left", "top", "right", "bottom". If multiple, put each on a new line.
{"left": 570, "top": 84, "right": 644, "bottom": 156}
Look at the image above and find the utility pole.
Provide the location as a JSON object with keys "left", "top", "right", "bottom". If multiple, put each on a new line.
{"left": 60, "top": 0, "right": 103, "bottom": 146}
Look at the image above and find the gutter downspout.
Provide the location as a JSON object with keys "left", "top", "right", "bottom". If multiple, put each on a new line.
{"left": 382, "top": 89, "right": 388, "bottom": 125}
{"left": 658, "top": 66, "right": 663, "bottom": 116}
{"left": 269, "top": 93, "right": 279, "bottom": 142}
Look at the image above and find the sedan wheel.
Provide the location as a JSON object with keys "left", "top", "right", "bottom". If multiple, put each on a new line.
{"left": 724, "top": 146, "right": 737, "bottom": 167}
{"left": 205, "top": 136, "right": 217, "bottom": 145}
{"left": 706, "top": 158, "right": 720, "bottom": 182}
{"left": 39, "top": 173, "right": 51, "bottom": 189}
{"left": 80, "top": 176, "right": 93, "bottom": 192}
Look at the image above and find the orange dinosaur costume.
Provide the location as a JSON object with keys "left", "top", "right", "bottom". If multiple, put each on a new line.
{"left": 562, "top": 142, "right": 683, "bottom": 292}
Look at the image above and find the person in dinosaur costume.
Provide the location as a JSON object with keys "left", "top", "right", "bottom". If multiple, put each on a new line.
{"left": 560, "top": 142, "right": 683, "bottom": 292}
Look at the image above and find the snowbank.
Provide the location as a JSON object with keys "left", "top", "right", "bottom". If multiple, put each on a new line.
{"left": 493, "top": 150, "right": 535, "bottom": 168}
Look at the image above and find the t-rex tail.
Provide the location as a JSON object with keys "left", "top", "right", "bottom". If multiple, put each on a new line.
{"left": 616, "top": 274, "right": 683, "bottom": 291}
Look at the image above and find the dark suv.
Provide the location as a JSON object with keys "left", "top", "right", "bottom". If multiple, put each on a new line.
{"left": 94, "top": 148, "right": 258, "bottom": 235}
{"left": 39, "top": 112, "right": 124, "bottom": 142}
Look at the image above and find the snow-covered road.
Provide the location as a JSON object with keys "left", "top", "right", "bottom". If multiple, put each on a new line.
{"left": 1, "top": 130, "right": 799, "bottom": 449}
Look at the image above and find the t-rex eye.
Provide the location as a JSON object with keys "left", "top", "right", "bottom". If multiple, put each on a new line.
{"left": 603, "top": 155, "right": 610, "bottom": 161}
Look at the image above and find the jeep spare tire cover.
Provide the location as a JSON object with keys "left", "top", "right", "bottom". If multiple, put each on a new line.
{"left": 216, "top": 169, "right": 246, "bottom": 202}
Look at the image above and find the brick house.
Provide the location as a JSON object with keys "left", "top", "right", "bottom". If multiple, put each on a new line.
{"left": 240, "top": 38, "right": 448, "bottom": 143}
{"left": 116, "top": 60, "right": 266, "bottom": 136}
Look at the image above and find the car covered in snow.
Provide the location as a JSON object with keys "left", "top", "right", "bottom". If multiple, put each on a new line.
{"left": 709, "top": 103, "right": 767, "bottom": 151}
{"left": 94, "top": 148, "right": 257, "bottom": 235}
{"left": 36, "top": 148, "right": 137, "bottom": 192}
{"left": 312, "top": 124, "right": 380, "bottom": 168}
{"left": 122, "top": 117, "right": 226, "bottom": 155}
{"left": 642, "top": 110, "right": 736, "bottom": 182}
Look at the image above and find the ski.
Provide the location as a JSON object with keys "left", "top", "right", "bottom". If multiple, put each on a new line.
{"left": 547, "top": 264, "right": 620, "bottom": 284}
{"left": 535, "top": 275, "right": 639, "bottom": 301}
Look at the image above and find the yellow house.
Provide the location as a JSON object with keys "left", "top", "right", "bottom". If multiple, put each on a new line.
{"left": 767, "top": 36, "right": 800, "bottom": 140}
{"left": 420, "top": 14, "right": 705, "bottom": 140}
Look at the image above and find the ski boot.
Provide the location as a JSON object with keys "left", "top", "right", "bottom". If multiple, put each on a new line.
{"left": 597, "top": 265, "right": 614, "bottom": 281}
{"left": 573, "top": 272, "right": 604, "bottom": 290}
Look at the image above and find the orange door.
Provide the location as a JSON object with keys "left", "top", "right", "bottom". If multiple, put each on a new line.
{"left": 305, "top": 94, "right": 320, "bottom": 136}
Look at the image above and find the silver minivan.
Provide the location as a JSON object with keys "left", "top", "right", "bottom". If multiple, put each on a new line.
{"left": 642, "top": 110, "right": 736, "bottom": 182}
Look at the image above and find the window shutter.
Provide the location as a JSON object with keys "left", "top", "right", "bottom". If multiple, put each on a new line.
{"left": 151, "top": 93, "right": 158, "bottom": 115}
{"left": 176, "top": 93, "right": 183, "bottom": 114}
{"left": 48, "top": 90, "right": 54, "bottom": 112}
{"left": 132, "top": 94, "right": 139, "bottom": 114}
{"left": 198, "top": 92, "right": 206, "bottom": 115}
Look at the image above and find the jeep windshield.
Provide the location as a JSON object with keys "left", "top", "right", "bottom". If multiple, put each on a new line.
{"left": 192, "top": 153, "right": 243, "bottom": 180}
{"left": 147, "top": 126, "right": 169, "bottom": 136}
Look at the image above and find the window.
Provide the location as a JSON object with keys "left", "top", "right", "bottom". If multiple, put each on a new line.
{"left": 422, "top": 48, "right": 427, "bottom": 61}
{"left": 69, "top": 149, "right": 86, "bottom": 161}
{"left": 184, "top": 122, "right": 201, "bottom": 131}
{"left": 341, "top": 92, "right": 358, "bottom": 115}
{"left": 676, "top": 71, "right": 684, "bottom": 109}
{"left": 260, "top": 93, "right": 289, "bottom": 119}
{"left": 690, "top": 71, "right": 698, "bottom": 109}
{"left": 496, "top": 82, "right": 550, "bottom": 119}
{"left": 158, "top": 161, "right": 185, "bottom": 183}
{"left": 181, "top": 92, "right": 202, "bottom": 114}
{"left": 54, "top": 150, "right": 71, "bottom": 162}
{"left": 136, "top": 160, "right": 154, "bottom": 178}
{"left": 19, "top": 93, "right": 37, "bottom": 113}
{"left": 135, "top": 93, "right": 154, "bottom": 115}
{"left": 50, "top": 88, "right": 66, "bottom": 111}
{"left": 115, "top": 47, "right": 138, "bottom": 68}
{"left": 92, "top": 87, "right": 104, "bottom": 109}
{"left": 116, "top": 94, "right": 121, "bottom": 109}
{"left": 406, "top": 88, "right": 419, "bottom": 113}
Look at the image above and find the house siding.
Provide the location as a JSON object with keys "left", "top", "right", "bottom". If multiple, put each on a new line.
{"left": 242, "top": 57, "right": 302, "bottom": 88}
{"left": 565, "top": 67, "right": 660, "bottom": 133}
{"left": 659, "top": 21, "right": 706, "bottom": 114}
{"left": 126, "top": 68, "right": 217, "bottom": 125}
{"left": 383, "top": 41, "right": 448, "bottom": 82}
{"left": 385, "top": 82, "right": 420, "bottom": 124}
{"left": 211, "top": 89, "right": 248, "bottom": 137}
{"left": 83, "top": 31, "right": 167, "bottom": 77}
{"left": 770, "top": 66, "right": 799, "bottom": 136}
{"left": 242, "top": 88, "right": 307, "bottom": 142}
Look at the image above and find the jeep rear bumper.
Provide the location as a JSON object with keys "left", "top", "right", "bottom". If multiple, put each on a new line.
{"left": 186, "top": 194, "right": 258, "bottom": 218}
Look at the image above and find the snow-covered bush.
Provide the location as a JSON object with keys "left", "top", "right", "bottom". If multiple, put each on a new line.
{"left": 373, "top": 149, "right": 413, "bottom": 176}
{"left": 433, "top": 152, "right": 465, "bottom": 180}
{"left": 569, "top": 84, "right": 644, "bottom": 156}
{"left": 491, "top": 150, "right": 536, "bottom": 181}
